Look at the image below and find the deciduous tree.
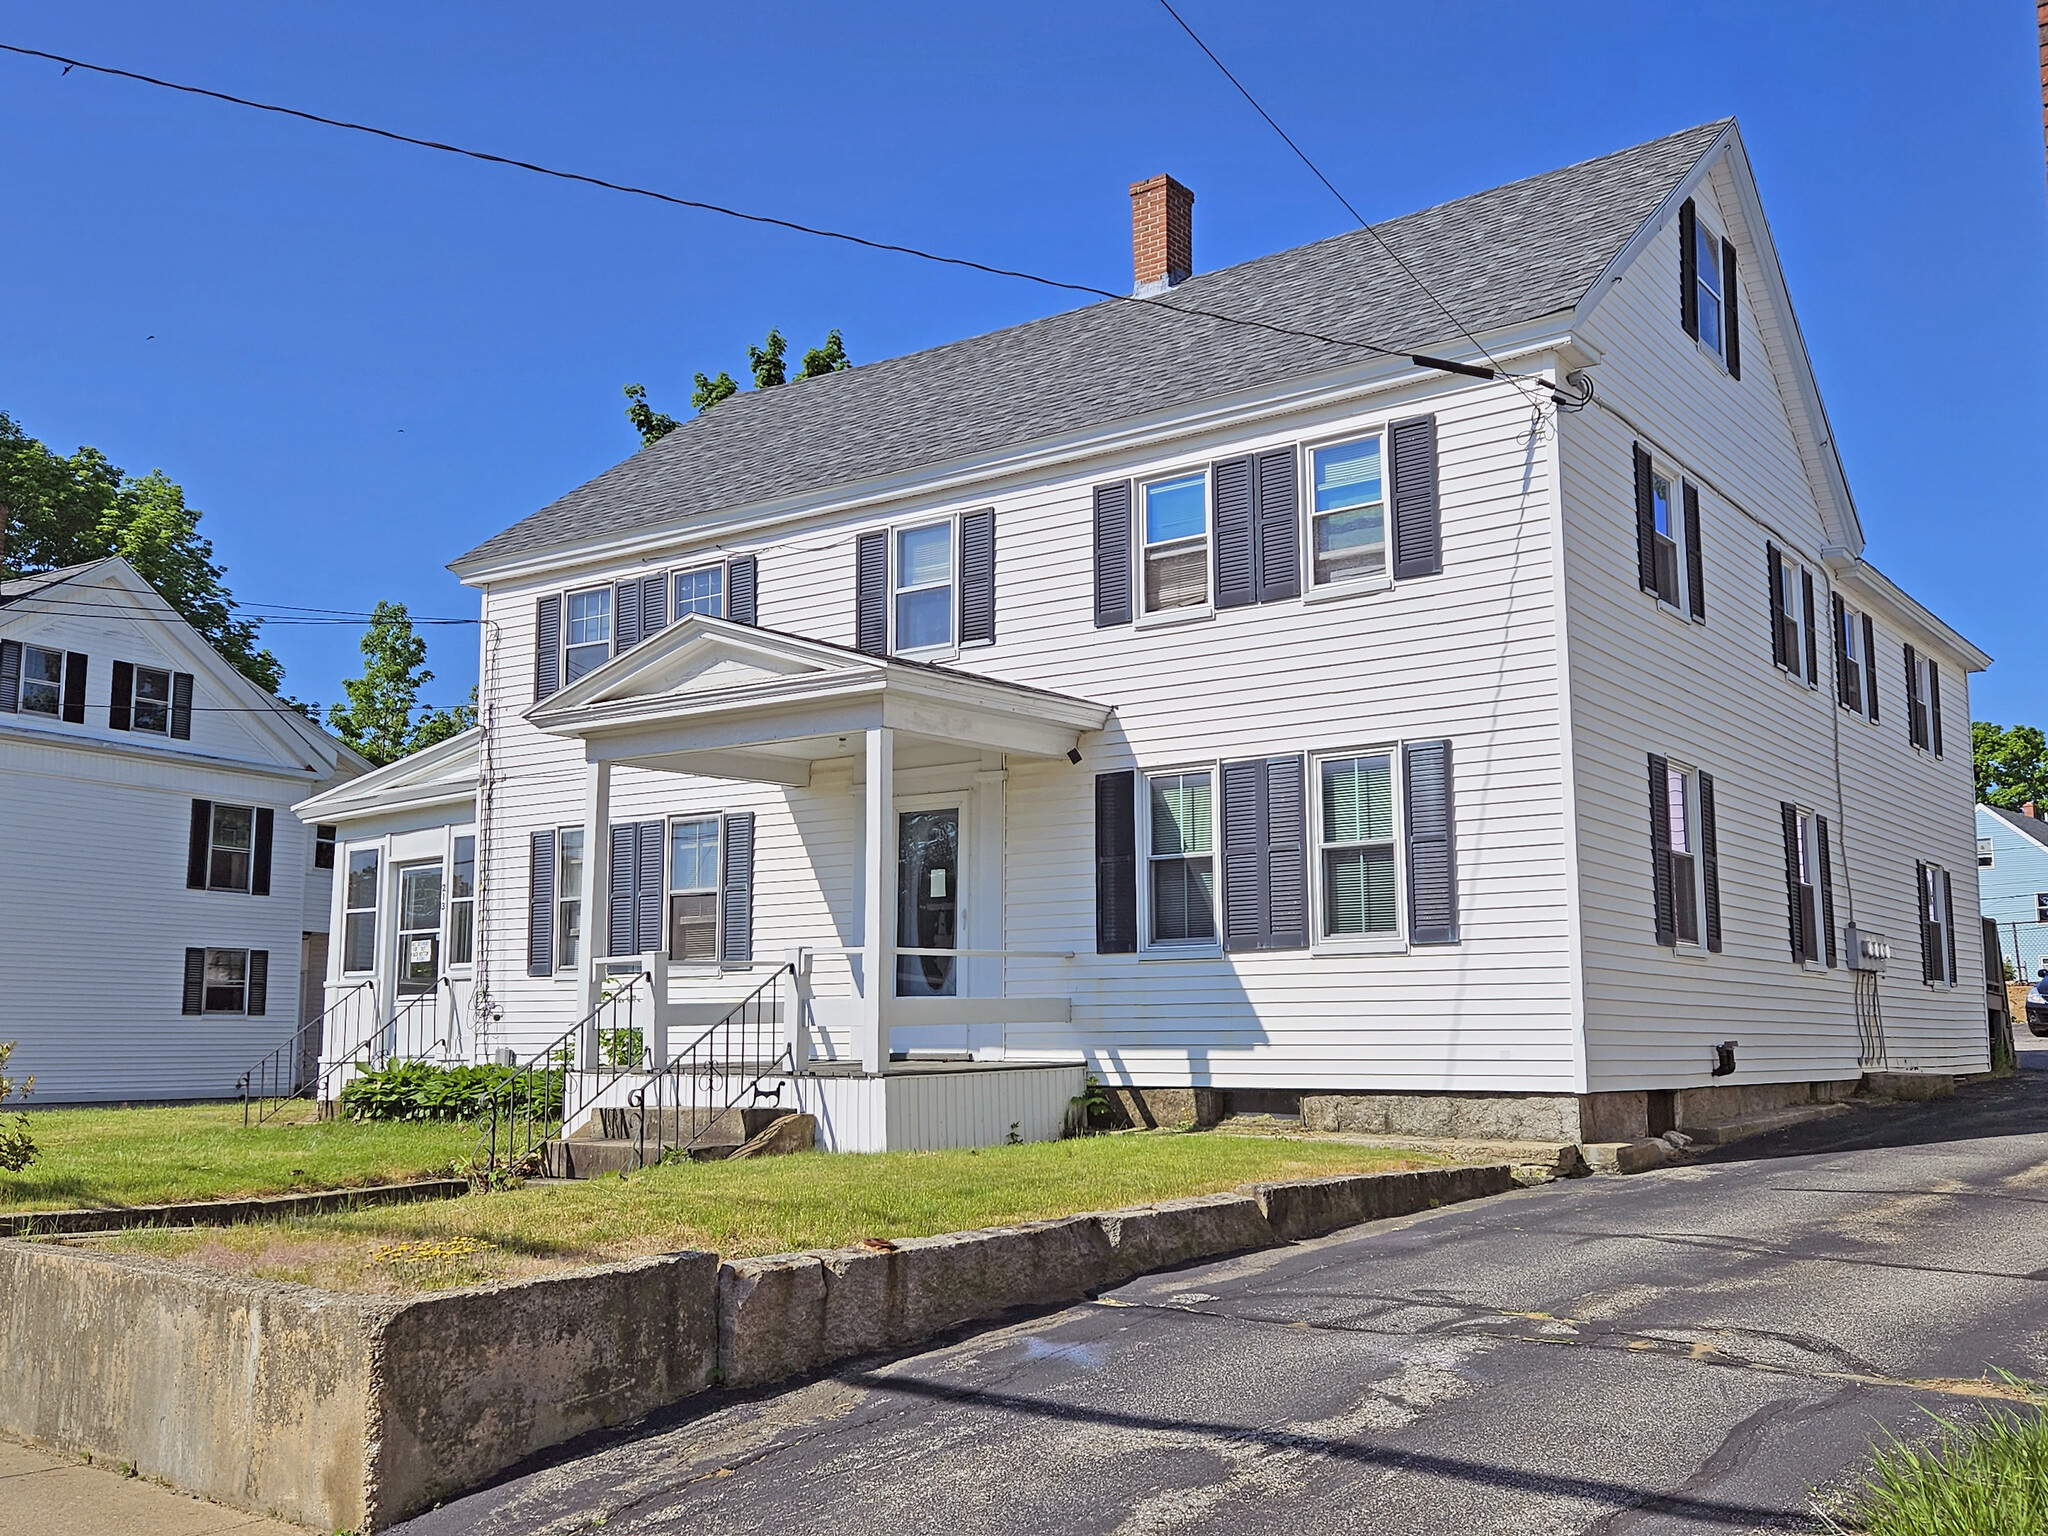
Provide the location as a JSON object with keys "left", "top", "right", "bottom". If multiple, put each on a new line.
{"left": 326, "top": 601, "right": 474, "bottom": 766}
{"left": 1974, "top": 720, "right": 2048, "bottom": 809}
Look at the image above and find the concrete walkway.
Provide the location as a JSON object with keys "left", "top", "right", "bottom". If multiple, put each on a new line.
{"left": 0, "top": 1436, "right": 301, "bottom": 1534}
{"left": 396, "top": 1039, "right": 2048, "bottom": 1535}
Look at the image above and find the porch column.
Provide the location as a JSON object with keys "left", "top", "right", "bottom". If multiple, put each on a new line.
{"left": 860, "top": 725, "right": 895, "bottom": 1075}
{"left": 579, "top": 758, "right": 611, "bottom": 1025}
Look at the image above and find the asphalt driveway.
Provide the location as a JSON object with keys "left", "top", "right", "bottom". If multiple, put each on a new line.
{"left": 403, "top": 1045, "right": 2048, "bottom": 1536}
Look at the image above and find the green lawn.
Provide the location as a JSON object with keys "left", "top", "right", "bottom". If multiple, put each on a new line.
{"left": 101, "top": 1131, "right": 1450, "bottom": 1292}
{"left": 1, "top": 1103, "right": 475, "bottom": 1212}
{"left": 1843, "top": 1404, "right": 2048, "bottom": 1536}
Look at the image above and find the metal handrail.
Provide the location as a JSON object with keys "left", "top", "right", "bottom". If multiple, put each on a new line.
{"left": 318, "top": 979, "right": 459, "bottom": 1112}
{"left": 236, "top": 980, "right": 375, "bottom": 1126}
{"left": 632, "top": 964, "right": 797, "bottom": 1170}
{"left": 473, "top": 972, "right": 651, "bottom": 1176}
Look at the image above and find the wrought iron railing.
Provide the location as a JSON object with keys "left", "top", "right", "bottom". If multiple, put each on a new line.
{"left": 237, "top": 979, "right": 376, "bottom": 1125}
{"left": 631, "top": 964, "right": 797, "bottom": 1169}
{"left": 474, "top": 972, "right": 652, "bottom": 1176}
{"left": 315, "top": 979, "right": 460, "bottom": 1112}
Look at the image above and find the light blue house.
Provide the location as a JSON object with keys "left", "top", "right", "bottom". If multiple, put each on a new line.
{"left": 1976, "top": 804, "right": 2048, "bottom": 977}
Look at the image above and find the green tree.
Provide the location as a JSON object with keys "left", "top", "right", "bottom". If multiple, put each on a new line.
{"left": 690, "top": 370, "right": 739, "bottom": 412}
{"left": 622, "top": 383, "right": 680, "bottom": 447}
{"left": 326, "top": 601, "right": 473, "bottom": 767}
{"left": 747, "top": 328, "right": 789, "bottom": 389}
{"left": 1974, "top": 720, "right": 2048, "bottom": 809}
{"left": 0, "top": 412, "right": 284, "bottom": 693}
{"left": 800, "top": 328, "right": 852, "bottom": 379}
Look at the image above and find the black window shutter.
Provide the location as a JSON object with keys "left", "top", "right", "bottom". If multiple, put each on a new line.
{"left": 1916, "top": 862, "right": 1935, "bottom": 982}
{"left": 1682, "top": 481, "right": 1705, "bottom": 620}
{"left": 1212, "top": 456, "right": 1256, "bottom": 610}
{"left": 0, "top": 639, "right": 18, "bottom": 713}
{"left": 182, "top": 948, "right": 206, "bottom": 1016}
{"left": 1928, "top": 660, "right": 1943, "bottom": 757}
{"left": 1678, "top": 198, "right": 1700, "bottom": 339}
{"left": 1801, "top": 571, "right": 1818, "bottom": 687}
{"left": 187, "top": 800, "right": 212, "bottom": 890}
{"left": 1832, "top": 593, "right": 1854, "bottom": 708}
{"left": 251, "top": 807, "right": 274, "bottom": 897}
{"left": 644, "top": 572, "right": 668, "bottom": 635}
{"left": 1093, "top": 482, "right": 1133, "bottom": 627}
{"left": 1648, "top": 755, "right": 1676, "bottom": 947}
{"left": 1390, "top": 415, "right": 1442, "bottom": 580}
{"left": 1862, "top": 614, "right": 1880, "bottom": 720}
{"left": 61, "top": 652, "right": 87, "bottom": 724}
{"left": 534, "top": 594, "right": 562, "bottom": 701}
{"left": 1094, "top": 770, "right": 1137, "bottom": 953}
{"left": 109, "top": 660, "right": 134, "bottom": 731}
{"left": 1816, "top": 815, "right": 1837, "bottom": 967}
{"left": 1721, "top": 237, "right": 1741, "bottom": 380}
{"left": 1265, "top": 755, "right": 1307, "bottom": 948}
{"left": 637, "top": 819, "right": 664, "bottom": 957}
{"left": 1220, "top": 758, "right": 1267, "bottom": 950}
{"left": 1766, "top": 545, "right": 1789, "bottom": 669}
{"left": 1780, "top": 802, "right": 1803, "bottom": 961}
{"left": 720, "top": 811, "right": 756, "bottom": 967}
{"left": 855, "top": 531, "right": 889, "bottom": 656}
{"left": 1633, "top": 444, "right": 1658, "bottom": 594}
{"left": 247, "top": 950, "right": 269, "bottom": 1017}
{"left": 1255, "top": 448, "right": 1300, "bottom": 603}
{"left": 960, "top": 508, "right": 996, "bottom": 644}
{"left": 1699, "top": 771, "right": 1723, "bottom": 953}
{"left": 1404, "top": 739, "right": 1458, "bottom": 944}
{"left": 1904, "top": 643, "right": 1925, "bottom": 748}
{"left": 170, "top": 672, "right": 193, "bottom": 739}
{"left": 608, "top": 822, "right": 638, "bottom": 957}
{"left": 614, "top": 578, "right": 642, "bottom": 653}
{"left": 527, "top": 830, "right": 555, "bottom": 976}
{"left": 726, "top": 555, "right": 758, "bottom": 625}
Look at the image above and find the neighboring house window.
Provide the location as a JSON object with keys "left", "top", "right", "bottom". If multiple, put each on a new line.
{"left": 18, "top": 645, "right": 63, "bottom": 716}
{"left": 1316, "top": 752, "right": 1398, "bottom": 940}
{"left": 1767, "top": 545, "right": 1816, "bottom": 685}
{"left": 557, "top": 827, "right": 585, "bottom": 970}
{"left": 2036, "top": 891, "right": 2048, "bottom": 925}
{"left": 1694, "top": 217, "right": 1726, "bottom": 359}
{"left": 669, "top": 816, "right": 720, "bottom": 961}
{"left": 1919, "top": 862, "right": 1955, "bottom": 986}
{"left": 564, "top": 587, "right": 612, "bottom": 683}
{"left": 315, "top": 824, "right": 338, "bottom": 871}
{"left": 1975, "top": 837, "right": 1993, "bottom": 868}
{"left": 673, "top": 565, "right": 724, "bottom": 620}
{"left": 130, "top": 665, "right": 172, "bottom": 733}
{"left": 1793, "top": 809, "right": 1819, "bottom": 961}
{"left": 1664, "top": 763, "right": 1702, "bottom": 946}
{"left": 1141, "top": 472, "right": 1209, "bottom": 615}
{"left": 1146, "top": 770, "right": 1216, "bottom": 946}
{"left": 448, "top": 835, "right": 476, "bottom": 966}
{"left": 204, "top": 948, "right": 249, "bottom": 1013}
{"left": 1309, "top": 436, "right": 1386, "bottom": 587}
{"left": 1904, "top": 645, "right": 1943, "bottom": 756}
{"left": 1648, "top": 468, "right": 1682, "bottom": 607}
{"left": 209, "top": 804, "right": 256, "bottom": 892}
{"left": 1779, "top": 804, "right": 1834, "bottom": 967}
{"left": 894, "top": 521, "right": 954, "bottom": 653}
{"left": 182, "top": 946, "right": 267, "bottom": 1016}
{"left": 1833, "top": 598, "right": 1867, "bottom": 716}
{"left": 343, "top": 849, "right": 378, "bottom": 973}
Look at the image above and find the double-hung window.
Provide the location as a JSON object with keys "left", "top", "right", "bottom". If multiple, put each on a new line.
{"left": 1317, "top": 752, "right": 1399, "bottom": 940}
{"left": 209, "top": 804, "right": 256, "bottom": 892}
{"left": 669, "top": 816, "right": 721, "bottom": 961}
{"left": 2036, "top": 891, "right": 2048, "bottom": 924}
{"left": 448, "top": 835, "right": 476, "bottom": 966}
{"left": 314, "top": 824, "right": 338, "bottom": 870}
{"left": 894, "top": 521, "right": 954, "bottom": 653}
{"left": 1836, "top": 600, "right": 1864, "bottom": 713}
{"left": 1792, "top": 808, "right": 1821, "bottom": 963}
{"left": 1920, "top": 862, "right": 1954, "bottom": 986}
{"left": 557, "top": 828, "right": 585, "bottom": 970}
{"left": 18, "top": 645, "right": 63, "bottom": 716}
{"left": 1695, "top": 218, "right": 1726, "bottom": 360}
{"left": 1769, "top": 548, "right": 1814, "bottom": 685}
{"left": 1140, "top": 472, "right": 1209, "bottom": 616}
{"left": 1649, "top": 469, "right": 1682, "bottom": 607}
{"left": 564, "top": 587, "right": 612, "bottom": 683}
{"left": 1975, "top": 837, "right": 1993, "bottom": 869}
{"left": 1664, "top": 763, "right": 1701, "bottom": 946}
{"left": 1146, "top": 770, "right": 1216, "bottom": 946}
{"left": 343, "top": 849, "right": 379, "bottom": 974}
{"left": 203, "top": 948, "right": 249, "bottom": 1013}
{"left": 674, "top": 565, "right": 724, "bottom": 619}
{"left": 1309, "top": 436, "right": 1386, "bottom": 588}
{"left": 131, "top": 666, "right": 172, "bottom": 732}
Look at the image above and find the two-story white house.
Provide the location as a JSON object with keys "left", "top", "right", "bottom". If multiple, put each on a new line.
{"left": 0, "top": 557, "right": 368, "bottom": 1102}
{"left": 304, "top": 119, "right": 1991, "bottom": 1152}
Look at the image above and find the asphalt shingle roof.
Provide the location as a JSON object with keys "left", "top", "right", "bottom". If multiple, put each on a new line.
{"left": 1987, "top": 805, "right": 2048, "bottom": 854}
{"left": 455, "top": 120, "right": 1729, "bottom": 572}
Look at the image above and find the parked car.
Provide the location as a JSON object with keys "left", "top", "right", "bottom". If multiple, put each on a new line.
{"left": 2028, "top": 969, "right": 2048, "bottom": 1037}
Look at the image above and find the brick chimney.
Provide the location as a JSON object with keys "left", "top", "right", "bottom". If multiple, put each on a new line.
{"left": 2027, "top": 801, "right": 2040, "bottom": 820}
{"left": 1129, "top": 174, "right": 1194, "bottom": 295}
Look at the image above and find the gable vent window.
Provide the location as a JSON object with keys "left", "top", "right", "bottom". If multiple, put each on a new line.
{"left": 17, "top": 644, "right": 84, "bottom": 720}
{"left": 1679, "top": 197, "right": 1741, "bottom": 378}
{"left": 1310, "top": 437, "right": 1386, "bottom": 587}
{"left": 1975, "top": 836, "right": 1992, "bottom": 868}
{"left": 564, "top": 587, "right": 612, "bottom": 684}
{"left": 1141, "top": 473, "right": 1210, "bottom": 616}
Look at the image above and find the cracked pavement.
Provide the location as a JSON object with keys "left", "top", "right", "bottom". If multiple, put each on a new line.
{"left": 399, "top": 1044, "right": 2048, "bottom": 1535}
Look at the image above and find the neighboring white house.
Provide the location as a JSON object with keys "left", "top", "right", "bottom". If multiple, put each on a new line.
{"left": 307, "top": 119, "right": 1993, "bottom": 1151}
{"left": 0, "top": 557, "right": 368, "bottom": 1102}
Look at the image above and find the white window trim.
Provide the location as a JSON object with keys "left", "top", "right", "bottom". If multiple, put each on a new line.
{"left": 672, "top": 562, "right": 725, "bottom": 622}
{"left": 1909, "top": 651, "right": 1940, "bottom": 759}
{"left": 1665, "top": 758, "right": 1709, "bottom": 957}
{"left": 202, "top": 947, "right": 251, "bottom": 1016}
{"left": 129, "top": 662, "right": 173, "bottom": 734}
{"left": 1693, "top": 210, "right": 1730, "bottom": 369}
{"left": 1300, "top": 425, "right": 1395, "bottom": 604}
{"left": 1976, "top": 837, "right": 1994, "bottom": 869}
{"left": 18, "top": 643, "right": 64, "bottom": 717}
{"left": 1133, "top": 468, "right": 1215, "bottom": 630}
{"left": 1643, "top": 458, "right": 1694, "bottom": 620}
{"left": 445, "top": 829, "right": 478, "bottom": 974}
{"left": 1139, "top": 761, "right": 1222, "bottom": 957}
{"left": 564, "top": 583, "right": 614, "bottom": 681}
{"left": 887, "top": 513, "right": 961, "bottom": 661}
{"left": 1924, "top": 861, "right": 1955, "bottom": 989}
{"left": 667, "top": 813, "right": 723, "bottom": 967}
{"left": 207, "top": 801, "right": 258, "bottom": 895}
{"left": 341, "top": 845, "right": 379, "bottom": 976}
{"left": 1793, "top": 804, "right": 1828, "bottom": 972}
{"left": 1776, "top": 555, "right": 1814, "bottom": 688}
{"left": 1308, "top": 743, "right": 1409, "bottom": 955}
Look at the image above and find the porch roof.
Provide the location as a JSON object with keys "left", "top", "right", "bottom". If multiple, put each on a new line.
{"left": 525, "top": 616, "right": 1112, "bottom": 786}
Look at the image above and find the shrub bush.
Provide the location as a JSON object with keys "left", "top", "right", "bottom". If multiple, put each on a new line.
{"left": 341, "top": 1061, "right": 563, "bottom": 1124}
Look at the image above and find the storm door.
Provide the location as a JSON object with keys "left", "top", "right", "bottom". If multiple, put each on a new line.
{"left": 896, "top": 808, "right": 960, "bottom": 998}
{"left": 395, "top": 863, "right": 444, "bottom": 995}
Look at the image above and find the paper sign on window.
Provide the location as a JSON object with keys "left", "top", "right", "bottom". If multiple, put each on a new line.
{"left": 409, "top": 939, "right": 433, "bottom": 964}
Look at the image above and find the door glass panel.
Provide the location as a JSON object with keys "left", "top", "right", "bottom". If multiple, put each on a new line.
{"left": 396, "top": 865, "right": 442, "bottom": 995}
{"left": 896, "top": 809, "right": 959, "bottom": 998}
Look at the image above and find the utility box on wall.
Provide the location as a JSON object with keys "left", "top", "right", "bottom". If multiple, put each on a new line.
{"left": 1844, "top": 925, "right": 1893, "bottom": 974}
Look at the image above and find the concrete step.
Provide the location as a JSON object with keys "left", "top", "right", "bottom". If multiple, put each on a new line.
{"left": 541, "top": 1135, "right": 745, "bottom": 1178}
{"left": 1682, "top": 1102, "right": 1849, "bottom": 1145}
{"left": 579, "top": 1104, "right": 785, "bottom": 1144}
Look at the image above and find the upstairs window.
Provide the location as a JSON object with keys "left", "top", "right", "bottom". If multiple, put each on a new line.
{"left": 673, "top": 565, "right": 724, "bottom": 620}
{"left": 669, "top": 816, "right": 721, "bottom": 961}
{"left": 1309, "top": 436, "right": 1386, "bottom": 587}
{"left": 209, "top": 804, "right": 256, "bottom": 892}
{"left": 1905, "top": 645, "right": 1944, "bottom": 756}
{"left": 19, "top": 645, "right": 63, "bottom": 716}
{"left": 1767, "top": 545, "right": 1815, "bottom": 686}
{"left": 564, "top": 587, "right": 612, "bottom": 684}
{"left": 1146, "top": 770, "right": 1216, "bottom": 945}
{"left": 1649, "top": 470, "right": 1681, "bottom": 607}
{"left": 132, "top": 666, "right": 172, "bottom": 732}
{"left": 1977, "top": 837, "right": 1994, "bottom": 869}
{"left": 893, "top": 522, "right": 954, "bottom": 653}
{"left": 1695, "top": 218, "right": 1725, "bottom": 359}
{"left": 1141, "top": 473, "right": 1209, "bottom": 615}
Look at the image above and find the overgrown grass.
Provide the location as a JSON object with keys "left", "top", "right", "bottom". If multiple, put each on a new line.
{"left": 1838, "top": 1405, "right": 2048, "bottom": 1535}
{"left": 98, "top": 1131, "right": 1448, "bottom": 1292}
{"left": 0, "top": 1103, "right": 475, "bottom": 1212}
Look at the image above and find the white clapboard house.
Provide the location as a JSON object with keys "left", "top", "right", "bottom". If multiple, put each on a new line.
{"left": 299, "top": 120, "right": 1991, "bottom": 1153}
{"left": 0, "top": 557, "right": 367, "bottom": 1102}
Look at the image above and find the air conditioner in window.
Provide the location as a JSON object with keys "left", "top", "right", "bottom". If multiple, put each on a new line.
{"left": 1844, "top": 924, "right": 1892, "bottom": 974}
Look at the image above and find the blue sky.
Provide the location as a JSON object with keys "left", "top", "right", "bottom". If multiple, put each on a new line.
{"left": 1, "top": 2, "right": 2042, "bottom": 721}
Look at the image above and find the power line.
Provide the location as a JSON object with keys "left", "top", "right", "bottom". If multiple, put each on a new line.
{"left": 0, "top": 38, "right": 1494, "bottom": 376}
{"left": 0, "top": 593, "right": 478, "bottom": 624}
{"left": 1153, "top": 0, "right": 1559, "bottom": 411}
